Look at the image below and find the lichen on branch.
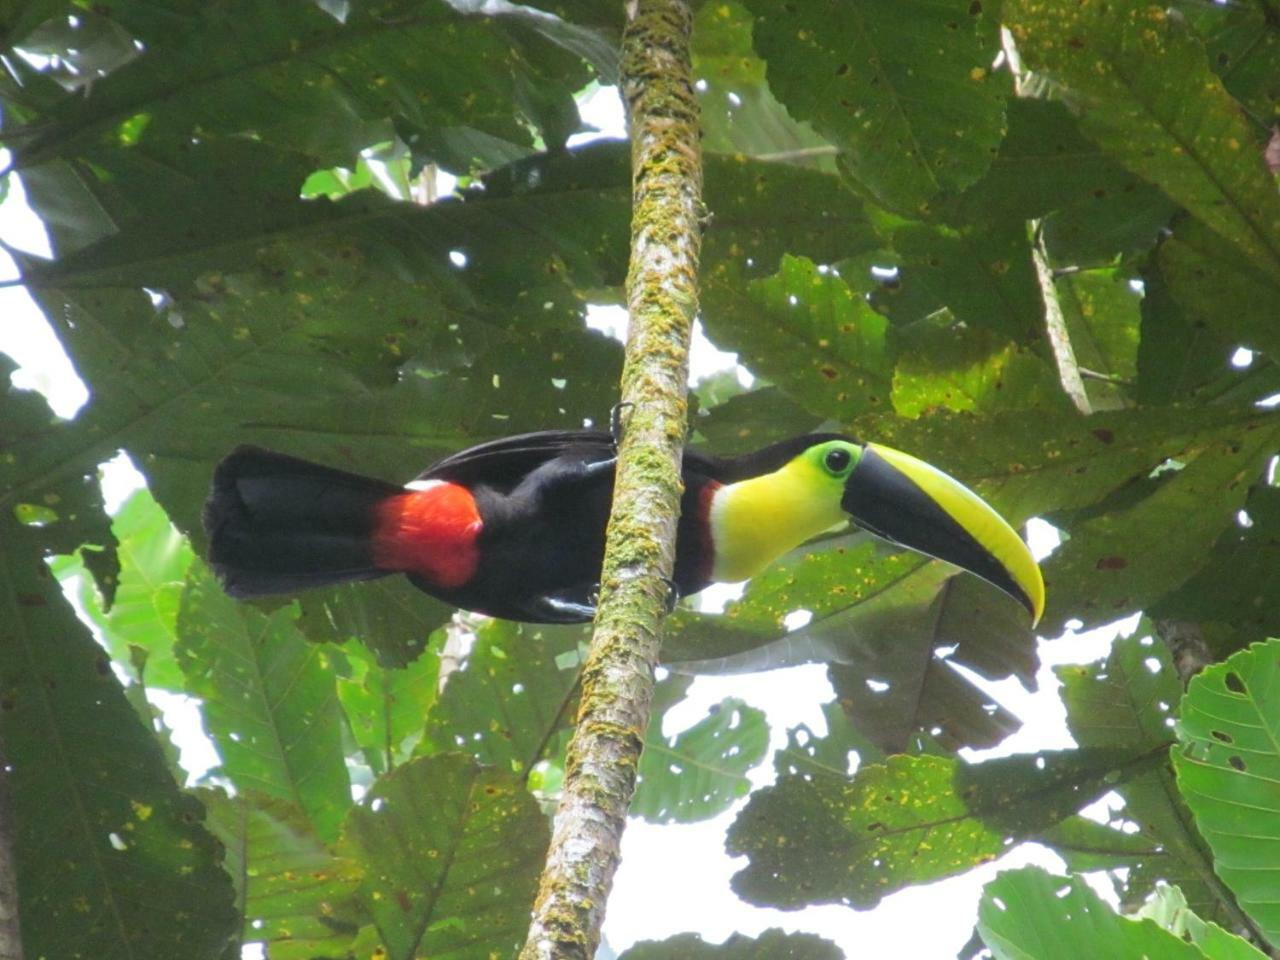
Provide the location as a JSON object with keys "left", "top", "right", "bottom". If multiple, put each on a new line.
{"left": 518, "top": 1, "right": 703, "bottom": 958}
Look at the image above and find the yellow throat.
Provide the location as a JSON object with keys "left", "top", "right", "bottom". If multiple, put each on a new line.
{"left": 707, "top": 457, "right": 848, "bottom": 583}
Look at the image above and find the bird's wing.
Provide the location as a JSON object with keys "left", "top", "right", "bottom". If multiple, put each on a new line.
{"left": 418, "top": 430, "right": 616, "bottom": 490}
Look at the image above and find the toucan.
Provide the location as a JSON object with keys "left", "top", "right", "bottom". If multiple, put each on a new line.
{"left": 203, "top": 431, "right": 1045, "bottom": 626}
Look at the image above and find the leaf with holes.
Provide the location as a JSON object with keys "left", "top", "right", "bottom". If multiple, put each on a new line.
{"left": 691, "top": 2, "right": 835, "bottom": 167}
{"left": 333, "top": 634, "right": 442, "bottom": 776}
{"left": 1059, "top": 626, "right": 1235, "bottom": 926}
{"left": 418, "top": 618, "right": 584, "bottom": 776}
{"left": 201, "top": 790, "right": 363, "bottom": 960}
{"left": 978, "top": 866, "right": 1210, "bottom": 960}
{"left": 177, "top": 562, "right": 351, "bottom": 841}
{"left": 1039, "top": 416, "right": 1280, "bottom": 634}
{"left": 727, "top": 747, "right": 1156, "bottom": 910}
{"left": 0, "top": 374, "right": 236, "bottom": 959}
{"left": 1176, "top": 638, "right": 1280, "bottom": 946}
{"left": 1005, "top": 0, "right": 1280, "bottom": 276}
{"left": 745, "top": 0, "right": 1009, "bottom": 214}
{"left": 58, "top": 486, "right": 194, "bottom": 691}
{"left": 701, "top": 254, "right": 893, "bottom": 421}
{"left": 633, "top": 697, "right": 769, "bottom": 824}
{"left": 339, "top": 754, "right": 548, "bottom": 960}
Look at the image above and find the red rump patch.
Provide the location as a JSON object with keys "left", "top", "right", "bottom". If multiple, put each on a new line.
{"left": 373, "top": 482, "right": 482, "bottom": 588}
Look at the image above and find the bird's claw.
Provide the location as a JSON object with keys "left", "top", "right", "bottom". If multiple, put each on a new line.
{"left": 610, "top": 401, "right": 634, "bottom": 448}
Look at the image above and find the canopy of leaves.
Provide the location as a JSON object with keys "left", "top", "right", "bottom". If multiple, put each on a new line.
{"left": 3, "top": 0, "right": 1279, "bottom": 956}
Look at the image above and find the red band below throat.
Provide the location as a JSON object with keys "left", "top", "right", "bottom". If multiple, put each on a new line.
{"left": 372, "top": 482, "right": 482, "bottom": 588}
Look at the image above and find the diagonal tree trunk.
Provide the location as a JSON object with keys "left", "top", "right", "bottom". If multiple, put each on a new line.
{"left": 519, "top": 1, "right": 702, "bottom": 956}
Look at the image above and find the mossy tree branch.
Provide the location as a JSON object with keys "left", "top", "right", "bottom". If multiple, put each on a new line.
{"left": 518, "top": 1, "right": 702, "bottom": 957}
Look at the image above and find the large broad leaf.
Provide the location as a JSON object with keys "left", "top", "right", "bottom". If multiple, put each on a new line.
{"left": 0, "top": 374, "right": 235, "bottom": 960}
{"left": 1151, "top": 485, "right": 1280, "bottom": 649}
{"left": 947, "top": 98, "right": 1178, "bottom": 265}
{"left": 334, "top": 634, "right": 442, "bottom": 777}
{"left": 701, "top": 254, "right": 892, "bottom": 421}
{"left": 691, "top": 2, "right": 834, "bottom": 168}
{"left": 889, "top": 220, "right": 1043, "bottom": 343}
{"left": 1058, "top": 627, "right": 1237, "bottom": 926}
{"left": 1040, "top": 415, "right": 1280, "bottom": 633}
{"left": 726, "top": 747, "right": 1155, "bottom": 910}
{"left": 632, "top": 695, "right": 769, "bottom": 824}
{"left": 418, "top": 618, "right": 584, "bottom": 776}
{"left": 890, "top": 316, "right": 1068, "bottom": 418}
{"left": 620, "top": 929, "right": 843, "bottom": 960}
{"left": 339, "top": 754, "right": 548, "bottom": 960}
{"left": 1175, "top": 638, "right": 1280, "bottom": 946}
{"left": 1172, "top": 0, "right": 1280, "bottom": 122}
{"left": 1005, "top": 0, "right": 1280, "bottom": 277}
{"left": 978, "top": 867, "right": 1211, "bottom": 960}
{"left": 177, "top": 563, "right": 352, "bottom": 842}
{"left": 1139, "top": 883, "right": 1271, "bottom": 960}
{"left": 201, "top": 791, "right": 362, "bottom": 960}
{"left": 745, "top": 0, "right": 1009, "bottom": 214}
{"left": 58, "top": 486, "right": 194, "bottom": 691}
{"left": 1159, "top": 217, "right": 1280, "bottom": 361}
{"left": 5, "top": 0, "right": 592, "bottom": 176}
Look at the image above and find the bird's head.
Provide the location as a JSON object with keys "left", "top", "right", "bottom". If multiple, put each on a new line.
{"left": 789, "top": 437, "right": 1044, "bottom": 626}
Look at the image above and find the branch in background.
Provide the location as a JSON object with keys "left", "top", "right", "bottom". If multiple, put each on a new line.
{"left": 519, "top": 1, "right": 702, "bottom": 957}
{"left": 1030, "top": 221, "right": 1092, "bottom": 416}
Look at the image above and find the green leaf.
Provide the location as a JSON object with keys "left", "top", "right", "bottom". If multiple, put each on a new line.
{"left": 8, "top": 0, "right": 588, "bottom": 175}
{"left": 978, "top": 866, "right": 1208, "bottom": 960}
{"left": 633, "top": 696, "right": 769, "bottom": 824}
{"left": 1005, "top": 0, "right": 1280, "bottom": 276}
{"left": 1040, "top": 416, "right": 1280, "bottom": 633}
{"left": 668, "top": 541, "right": 1035, "bottom": 752}
{"left": 177, "top": 563, "right": 352, "bottom": 841}
{"left": 620, "top": 929, "right": 843, "bottom": 960}
{"left": 702, "top": 254, "right": 892, "bottom": 420}
{"left": 59, "top": 486, "right": 194, "bottom": 691}
{"left": 746, "top": 0, "right": 1009, "bottom": 213}
{"left": 339, "top": 754, "right": 548, "bottom": 960}
{"left": 691, "top": 2, "right": 835, "bottom": 167}
{"left": 334, "top": 634, "right": 441, "bottom": 776}
{"left": 1138, "top": 883, "right": 1269, "bottom": 960}
{"left": 201, "top": 791, "right": 362, "bottom": 960}
{"left": 1135, "top": 261, "right": 1237, "bottom": 406}
{"left": 948, "top": 98, "right": 1178, "bottom": 264}
{"left": 419, "top": 619, "right": 584, "bottom": 776}
{"left": 1033, "top": 815, "right": 1161, "bottom": 874}
{"left": 890, "top": 317, "right": 1068, "bottom": 419}
{"left": 890, "top": 220, "right": 1042, "bottom": 343}
{"left": 774, "top": 700, "right": 884, "bottom": 779}
{"left": 1159, "top": 217, "right": 1280, "bottom": 361}
{"left": 727, "top": 748, "right": 1152, "bottom": 910}
{"left": 1058, "top": 627, "right": 1234, "bottom": 925}
{"left": 0, "top": 375, "right": 235, "bottom": 958}
{"left": 1176, "top": 638, "right": 1280, "bottom": 946}
{"left": 1151, "top": 485, "right": 1280, "bottom": 647}
{"left": 1055, "top": 268, "right": 1141, "bottom": 412}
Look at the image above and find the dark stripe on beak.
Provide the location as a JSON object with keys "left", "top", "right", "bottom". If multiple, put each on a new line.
{"left": 842, "top": 447, "right": 1038, "bottom": 620}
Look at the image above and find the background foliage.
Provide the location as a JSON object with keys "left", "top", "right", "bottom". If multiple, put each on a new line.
{"left": 1, "top": 0, "right": 1278, "bottom": 957}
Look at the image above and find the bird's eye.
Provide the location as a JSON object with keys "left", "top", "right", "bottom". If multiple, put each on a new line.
{"left": 824, "top": 448, "right": 852, "bottom": 474}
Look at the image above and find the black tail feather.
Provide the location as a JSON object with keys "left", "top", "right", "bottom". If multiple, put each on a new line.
{"left": 204, "top": 446, "right": 402, "bottom": 598}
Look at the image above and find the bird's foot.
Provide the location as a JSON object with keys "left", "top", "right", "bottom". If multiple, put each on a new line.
{"left": 610, "top": 401, "right": 634, "bottom": 447}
